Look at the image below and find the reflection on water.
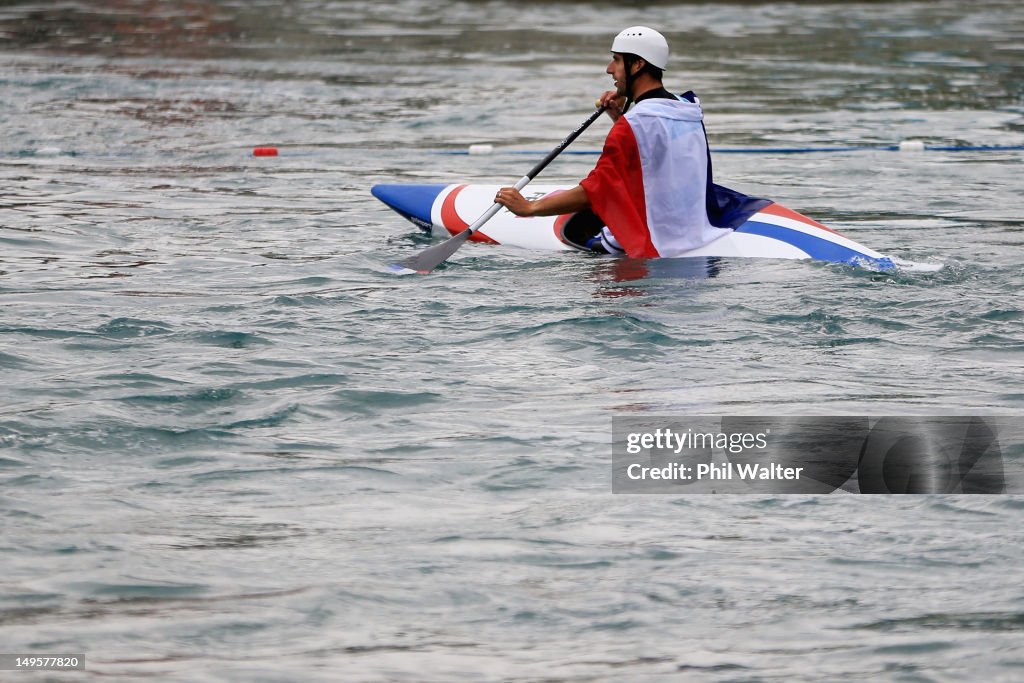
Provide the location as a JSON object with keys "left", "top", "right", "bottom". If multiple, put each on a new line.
{"left": 590, "top": 257, "right": 724, "bottom": 298}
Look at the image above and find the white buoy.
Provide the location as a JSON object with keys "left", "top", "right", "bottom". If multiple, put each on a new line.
{"left": 468, "top": 143, "right": 494, "bottom": 155}
{"left": 898, "top": 140, "right": 926, "bottom": 152}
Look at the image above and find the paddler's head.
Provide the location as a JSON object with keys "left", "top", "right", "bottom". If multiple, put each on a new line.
{"left": 607, "top": 26, "right": 668, "bottom": 109}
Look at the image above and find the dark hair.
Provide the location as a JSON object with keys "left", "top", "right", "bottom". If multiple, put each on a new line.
{"left": 623, "top": 53, "right": 664, "bottom": 82}
{"left": 620, "top": 53, "right": 665, "bottom": 115}
{"left": 638, "top": 62, "right": 664, "bottom": 81}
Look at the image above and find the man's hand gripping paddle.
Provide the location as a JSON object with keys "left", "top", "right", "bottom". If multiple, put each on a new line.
{"left": 388, "top": 106, "right": 607, "bottom": 274}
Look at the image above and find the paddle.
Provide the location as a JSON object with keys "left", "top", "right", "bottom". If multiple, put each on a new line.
{"left": 389, "top": 106, "right": 607, "bottom": 274}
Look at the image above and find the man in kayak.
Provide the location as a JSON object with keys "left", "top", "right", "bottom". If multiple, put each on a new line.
{"left": 493, "top": 26, "right": 738, "bottom": 257}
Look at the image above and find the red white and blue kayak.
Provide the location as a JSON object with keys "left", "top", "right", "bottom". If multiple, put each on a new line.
{"left": 374, "top": 183, "right": 904, "bottom": 270}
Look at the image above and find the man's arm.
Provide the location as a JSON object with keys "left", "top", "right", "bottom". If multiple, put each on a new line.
{"left": 494, "top": 184, "right": 590, "bottom": 217}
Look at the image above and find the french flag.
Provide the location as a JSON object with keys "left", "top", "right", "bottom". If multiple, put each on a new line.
{"left": 581, "top": 98, "right": 737, "bottom": 258}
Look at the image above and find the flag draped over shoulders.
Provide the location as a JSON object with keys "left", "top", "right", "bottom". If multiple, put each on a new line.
{"left": 580, "top": 97, "right": 733, "bottom": 258}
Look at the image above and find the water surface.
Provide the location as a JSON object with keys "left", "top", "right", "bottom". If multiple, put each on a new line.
{"left": 1, "top": 1, "right": 1023, "bottom": 680}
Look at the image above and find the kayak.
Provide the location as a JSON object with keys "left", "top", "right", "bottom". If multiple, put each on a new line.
{"left": 373, "top": 182, "right": 901, "bottom": 270}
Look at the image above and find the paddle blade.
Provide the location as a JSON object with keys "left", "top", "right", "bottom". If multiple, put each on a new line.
{"left": 389, "top": 229, "right": 473, "bottom": 274}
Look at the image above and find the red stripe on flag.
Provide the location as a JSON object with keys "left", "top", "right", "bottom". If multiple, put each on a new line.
{"left": 579, "top": 120, "right": 657, "bottom": 257}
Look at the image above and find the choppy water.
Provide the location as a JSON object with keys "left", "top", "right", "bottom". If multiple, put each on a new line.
{"left": 2, "top": 1, "right": 1023, "bottom": 681}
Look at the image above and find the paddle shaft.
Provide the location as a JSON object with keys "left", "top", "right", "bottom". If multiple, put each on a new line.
{"left": 463, "top": 105, "right": 607, "bottom": 238}
{"left": 391, "top": 106, "right": 606, "bottom": 273}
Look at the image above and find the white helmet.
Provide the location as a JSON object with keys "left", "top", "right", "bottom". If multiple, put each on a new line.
{"left": 611, "top": 26, "right": 669, "bottom": 70}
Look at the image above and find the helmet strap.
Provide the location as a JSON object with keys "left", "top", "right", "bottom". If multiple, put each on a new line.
{"left": 618, "top": 54, "right": 643, "bottom": 114}
{"left": 621, "top": 54, "right": 641, "bottom": 115}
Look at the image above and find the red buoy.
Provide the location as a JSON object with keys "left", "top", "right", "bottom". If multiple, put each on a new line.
{"left": 253, "top": 147, "right": 278, "bottom": 157}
